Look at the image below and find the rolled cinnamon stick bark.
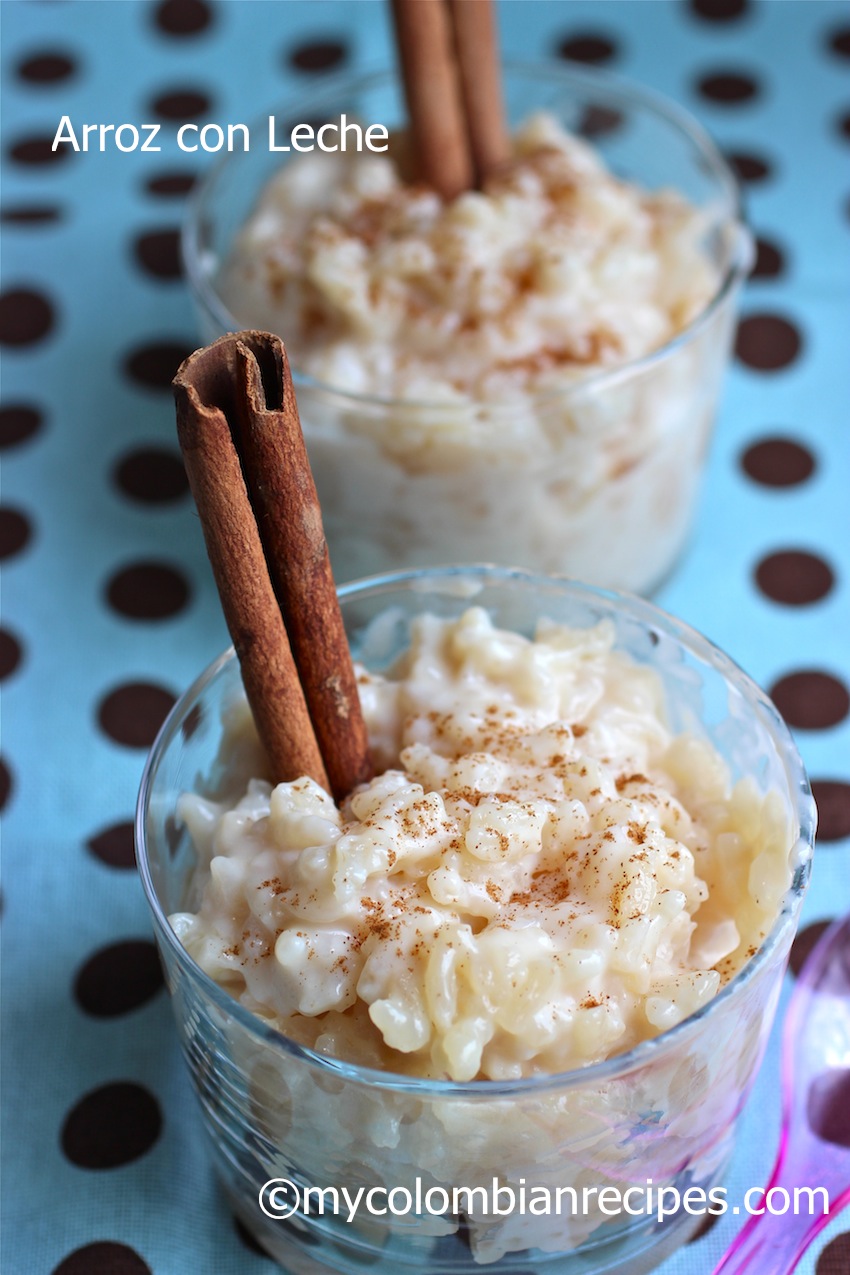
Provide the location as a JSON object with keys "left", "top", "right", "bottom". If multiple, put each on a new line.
{"left": 174, "top": 338, "right": 329, "bottom": 792}
{"left": 232, "top": 333, "right": 374, "bottom": 803}
{"left": 449, "top": 0, "right": 509, "bottom": 183}
{"left": 391, "top": 0, "right": 474, "bottom": 199}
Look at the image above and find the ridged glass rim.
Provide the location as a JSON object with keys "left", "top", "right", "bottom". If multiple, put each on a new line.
{"left": 136, "top": 565, "right": 815, "bottom": 1098}
{"left": 182, "top": 60, "right": 753, "bottom": 414}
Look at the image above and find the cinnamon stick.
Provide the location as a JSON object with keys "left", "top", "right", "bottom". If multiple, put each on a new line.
{"left": 391, "top": 0, "right": 473, "bottom": 200}
{"left": 173, "top": 332, "right": 373, "bottom": 802}
{"left": 449, "top": 0, "right": 509, "bottom": 184}
{"left": 232, "top": 333, "right": 373, "bottom": 802}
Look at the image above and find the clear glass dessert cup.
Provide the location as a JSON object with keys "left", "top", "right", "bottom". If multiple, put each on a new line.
{"left": 136, "top": 566, "right": 814, "bottom": 1275}
{"left": 184, "top": 63, "right": 753, "bottom": 595}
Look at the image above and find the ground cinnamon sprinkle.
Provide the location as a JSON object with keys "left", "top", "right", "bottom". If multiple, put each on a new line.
{"left": 616, "top": 773, "right": 651, "bottom": 792}
{"left": 172, "top": 607, "right": 794, "bottom": 1084}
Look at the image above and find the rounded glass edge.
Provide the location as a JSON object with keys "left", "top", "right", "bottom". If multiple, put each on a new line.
{"left": 136, "top": 565, "right": 816, "bottom": 1099}
{"left": 181, "top": 61, "right": 753, "bottom": 415}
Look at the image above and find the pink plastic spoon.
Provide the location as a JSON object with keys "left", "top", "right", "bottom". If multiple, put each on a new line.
{"left": 713, "top": 914, "right": 850, "bottom": 1274}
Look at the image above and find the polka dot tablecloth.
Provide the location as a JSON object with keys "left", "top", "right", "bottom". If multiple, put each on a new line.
{"left": 2, "top": 2, "right": 848, "bottom": 1273}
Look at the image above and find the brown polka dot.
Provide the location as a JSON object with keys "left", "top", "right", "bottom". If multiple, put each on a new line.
{"left": 769, "top": 671, "right": 849, "bottom": 730}
{"left": 690, "top": 0, "right": 748, "bottom": 20}
{"left": 74, "top": 940, "right": 164, "bottom": 1017}
{"left": 0, "top": 629, "right": 23, "bottom": 680}
{"left": 151, "top": 89, "right": 211, "bottom": 121}
{"left": 289, "top": 39, "right": 349, "bottom": 72}
{"left": 165, "top": 814, "right": 183, "bottom": 857}
{"left": 751, "top": 236, "right": 785, "bottom": 280}
{"left": 697, "top": 71, "right": 760, "bottom": 104}
{"left": 557, "top": 33, "right": 618, "bottom": 64}
{"left": 0, "top": 508, "right": 33, "bottom": 560}
{"left": 740, "top": 436, "right": 815, "bottom": 487}
{"left": 808, "top": 1069, "right": 850, "bottom": 1149}
{"left": 113, "top": 446, "right": 188, "bottom": 503}
{"left": 725, "top": 150, "right": 772, "bottom": 183}
{"left": 0, "top": 288, "right": 55, "bottom": 346}
{"left": 97, "top": 682, "right": 176, "bottom": 748}
{"left": 234, "top": 1216, "right": 269, "bottom": 1256}
{"left": 0, "top": 759, "right": 11, "bottom": 811}
{"left": 123, "top": 341, "right": 194, "bottom": 390}
{"left": 789, "top": 920, "right": 834, "bottom": 978}
{"left": 52, "top": 1242, "right": 152, "bottom": 1275}
{"left": 87, "top": 820, "right": 136, "bottom": 870}
{"left": 154, "top": 0, "right": 213, "bottom": 36}
{"left": 0, "top": 404, "right": 43, "bottom": 449}
{"left": 576, "top": 105, "right": 623, "bottom": 139}
{"left": 133, "top": 228, "right": 182, "bottom": 280}
{"left": 687, "top": 1210, "right": 721, "bottom": 1242}
{"left": 735, "top": 313, "right": 802, "bottom": 371}
{"left": 181, "top": 702, "right": 203, "bottom": 741}
{"left": 61, "top": 1082, "right": 162, "bottom": 1168}
{"left": 816, "top": 1232, "right": 850, "bottom": 1275}
{"left": 106, "top": 562, "right": 191, "bottom": 621}
{"left": 17, "top": 51, "right": 77, "bottom": 83}
{"left": 829, "top": 28, "right": 850, "bottom": 58}
{"left": 145, "top": 171, "right": 196, "bottom": 197}
{"left": 8, "top": 134, "right": 72, "bottom": 166}
{"left": 754, "top": 550, "right": 834, "bottom": 606}
{"left": 433, "top": 1217, "right": 478, "bottom": 1262}
{"left": 1, "top": 205, "right": 62, "bottom": 225}
{"left": 811, "top": 780, "right": 850, "bottom": 843}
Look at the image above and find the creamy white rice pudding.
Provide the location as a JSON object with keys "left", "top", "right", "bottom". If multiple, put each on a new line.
{"left": 222, "top": 113, "right": 717, "bottom": 404}
{"left": 215, "top": 112, "right": 744, "bottom": 593}
{"left": 171, "top": 607, "right": 791, "bottom": 1083}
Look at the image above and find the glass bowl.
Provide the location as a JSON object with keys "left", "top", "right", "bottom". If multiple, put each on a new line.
{"left": 136, "top": 566, "right": 814, "bottom": 1275}
{"left": 183, "top": 64, "right": 753, "bottom": 595}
